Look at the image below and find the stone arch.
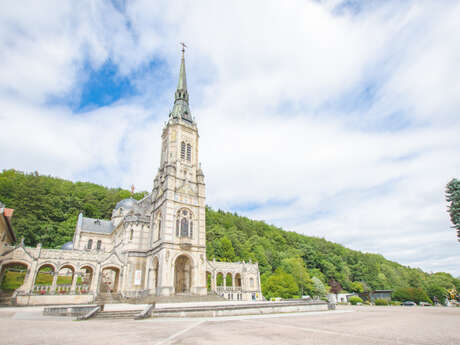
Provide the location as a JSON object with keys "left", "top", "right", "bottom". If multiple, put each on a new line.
{"left": 216, "top": 272, "right": 224, "bottom": 287}
{"left": 225, "top": 272, "right": 233, "bottom": 287}
{"left": 234, "top": 273, "right": 242, "bottom": 287}
{"left": 100, "top": 265, "right": 121, "bottom": 293}
{"left": 173, "top": 254, "right": 193, "bottom": 294}
{"left": 56, "top": 264, "right": 75, "bottom": 294}
{"left": 57, "top": 262, "right": 77, "bottom": 272}
{"left": 79, "top": 265, "right": 93, "bottom": 293}
{"left": 0, "top": 259, "right": 30, "bottom": 270}
{"left": 34, "top": 263, "right": 56, "bottom": 294}
{"left": 0, "top": 261, "right": 29, "bottom": 293}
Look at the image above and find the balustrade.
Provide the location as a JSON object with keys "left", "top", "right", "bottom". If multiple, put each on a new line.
{"left": 32, "top": 284, "right": 90, "bottom": 295}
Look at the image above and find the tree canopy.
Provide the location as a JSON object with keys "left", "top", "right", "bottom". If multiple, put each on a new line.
{"left": 446, "top": 178, "right": 460, "bottom": 241}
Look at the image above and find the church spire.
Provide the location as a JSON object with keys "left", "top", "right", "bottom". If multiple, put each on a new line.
{"left": 170, "top": 43, "right": 192, "bottom": 122}
{"left": 177, "top": 44, "right": 187, "bottom": 91}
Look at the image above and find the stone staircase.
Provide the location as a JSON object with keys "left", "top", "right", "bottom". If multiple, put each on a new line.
{"left": 0, "top": 292, "right": 13, "bottom": 306}
{"left": 95, "top": 293, "right": 123, "bottom": 304}
{"left": 125, "top": 293, "right": 226, "bottom": 304}
{"left": 92, "top": 309, "right": 143, "bottom": 320}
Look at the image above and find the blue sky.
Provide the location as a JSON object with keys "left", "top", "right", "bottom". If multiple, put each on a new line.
{"left": 1, "top": 0, "right": 460, "bottom": 276}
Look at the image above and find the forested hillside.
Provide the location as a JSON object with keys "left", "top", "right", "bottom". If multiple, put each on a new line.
{"left": 1, "top": 169, "right": 459, "bottom": 302}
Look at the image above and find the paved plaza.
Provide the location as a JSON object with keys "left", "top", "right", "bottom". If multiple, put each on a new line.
{"left": 0, "top": 305, "right": 459, "bottom": 345}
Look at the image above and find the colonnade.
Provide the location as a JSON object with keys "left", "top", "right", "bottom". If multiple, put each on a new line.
{"left": 0, "top": 260, "right": 121, "bottom": 296}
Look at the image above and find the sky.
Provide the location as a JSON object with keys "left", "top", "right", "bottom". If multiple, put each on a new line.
{"left": 1, "top": 0, "right": 460, "bottom": 276}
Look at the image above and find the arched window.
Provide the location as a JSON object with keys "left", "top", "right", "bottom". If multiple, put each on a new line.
{"left": 176, "top": 208, "right": 193, "bottom": 238}
{"left": 87, "top": 239, "right": 93, "bottom": 249}
{"left": 180, "top": 141, "right": 186, "bottom": 159}
{"left": 186, "top": 144, "right": 191, "bottom": 161}
{"left": 130, "top": 229, "right": 134, "bottom": 241}
{"left": 97, "top": 240, "right": 102, "bottom": 250}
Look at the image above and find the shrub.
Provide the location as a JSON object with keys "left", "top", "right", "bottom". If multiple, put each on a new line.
{"left": 390, "top": 301, "right": 402, "bottom": 306}
{"left": 363, "top": 301, "right": 370, "bottom": 305}
{"left": 349, "top": 296, "right": 363, "bottom": 305}
{"left": 374, "top": 298, "right": 389, "bottom": 306}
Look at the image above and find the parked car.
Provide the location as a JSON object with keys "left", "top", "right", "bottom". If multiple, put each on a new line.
{"left": 419, "top": 302, "right": 432, "bottom": 306}
{"left": 402, "top": 301, "right": 416, "bottom": 306}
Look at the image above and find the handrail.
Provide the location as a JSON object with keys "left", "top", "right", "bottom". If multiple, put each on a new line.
{"left": 135, "top": 303, "right": 155, "bottom": 320}
{"left": 76, "top": 305, "right": 101, "bottom": 320}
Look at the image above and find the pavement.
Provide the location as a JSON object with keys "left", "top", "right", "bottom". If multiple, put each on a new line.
{"left": 0, "top": 305, "right": 459, "bottom": 345}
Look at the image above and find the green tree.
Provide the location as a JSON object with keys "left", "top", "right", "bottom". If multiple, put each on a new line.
{"left": 446, "top": 178, "right": 460, "bottom": 240}
{"left": 312, "top": 276, "right": 327, "bottom": 297}
{"left": 350, "top": 281, "right": 364, "bottom": 293}
{"left": 280, "top": 257, "right": 313, "bottom": 296}
{"left": 262, "top": 268, "right": 298, "bottom": 299}
{"left": 426, "top": 283, "right": 447, "bottom": 305}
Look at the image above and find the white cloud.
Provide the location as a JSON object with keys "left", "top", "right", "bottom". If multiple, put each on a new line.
{"left": 1, "top": 0, "right": 460, "bottom": 276}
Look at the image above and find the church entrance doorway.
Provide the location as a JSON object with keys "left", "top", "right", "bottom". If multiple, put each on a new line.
{"left": 100, "top": 267, "right": 120, "bottom": 293}
{"left": 174, "top": 255, "right": 192, "bottom": 294}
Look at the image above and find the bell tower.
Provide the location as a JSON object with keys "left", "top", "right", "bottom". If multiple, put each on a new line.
{"left": 150, "top": 47, "right": 207, "bottom": 296}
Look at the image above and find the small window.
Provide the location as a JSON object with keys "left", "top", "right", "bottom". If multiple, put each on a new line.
{"left": 250, "top": 278, "right": 254, "bottom": 288}
{"left": 186, "top": 144, "right": 191, "bottom": 161}
{"left": 130, "top": 229, "right": 134, "bottom": 241}
{"left": 87, "top": 239, "right": 93, "bottom": 249}
{"left": 158, "top": 220, "right": 161, "bottom": 241}
{"left": 190, "top": 221, "right": 193, "bottom": 238}
{"left": 180, "top": 142, "right": 186, "bottom": 159}
{"left": 97, "top": 240, "right": 102, "bottom": 250}
{"left": 176, "top": 219, "right": 180, "bottom": 237}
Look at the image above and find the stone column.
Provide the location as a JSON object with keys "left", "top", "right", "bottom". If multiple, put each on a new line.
{"left": 22, "top": 261, "right": 38, "bottom": 294}
{"left": 145, "top": 259, "right": 152, "bottom": 292}
{"left": 212, "top": 271, "right": 216, "bottom": 292}
{"left": 223, "top": 273, "right": 227, "bottom": 288}
{"left": 51, "top": 272, "right": 58, "bottom": 294}
{"left": 91, "top": 264, "right": 101, "bottom": 294}
{"left": 232, "top": 274, "right": 235, "bottom": 288}
{"left": 70, "top": 271, "right": 78, "bottom": 293}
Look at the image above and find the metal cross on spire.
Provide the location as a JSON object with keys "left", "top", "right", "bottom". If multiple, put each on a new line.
{"left": 180, "top": 42, "right": 187, "bottom": 54}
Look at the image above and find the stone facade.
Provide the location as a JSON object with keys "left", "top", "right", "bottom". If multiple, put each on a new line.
{"left": 0, "top": 52, "right": 262, "bottom": 304}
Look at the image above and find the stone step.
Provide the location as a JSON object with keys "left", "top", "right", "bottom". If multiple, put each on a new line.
{"left": 92, "top": 310, "right": 142, "bottom": 319}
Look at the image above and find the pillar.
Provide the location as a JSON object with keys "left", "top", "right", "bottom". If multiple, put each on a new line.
{"left": 70, "top": 271, "right": 78, "bottom": 293}
{"left": 212, "top": 271, "right": 216, "bottom": 291}
{"left": 223, "top": 273, "right": 226, "bottom": 288}
{"left": 22, "top": 262, "right": 38, "bottom": 294}
{"left": 92, "top": 265, "right": 101, "bottom": 294}
{"left": 51, "top": 272, "right": 58, "bottom": 294}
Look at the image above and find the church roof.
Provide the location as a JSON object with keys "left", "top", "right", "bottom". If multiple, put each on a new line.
{"left": 115, "top": 197, "right": 138, "bottom": 210}
{"left": 80, "top": 216, "right": 113, "bottom": 234}
{"left": 61, "top": 241, "right": 73, "bottom": 250}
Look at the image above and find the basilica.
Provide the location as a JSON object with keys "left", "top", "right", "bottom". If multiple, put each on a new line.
{"left": 0, "top": 51, "right": 262, "bottom": 305}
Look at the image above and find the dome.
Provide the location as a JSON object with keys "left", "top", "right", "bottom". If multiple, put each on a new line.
{"left": 61, "top": 241, "right": 73, "bottom": 250}
{"left": 115, "top": 198, "right": 138, "bottom": 210}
